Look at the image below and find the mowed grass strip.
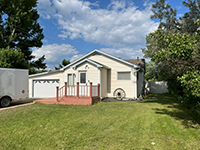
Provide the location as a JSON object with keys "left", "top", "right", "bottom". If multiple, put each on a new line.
{"left": 0, "top": 94, "right": 200, "bottom": 149}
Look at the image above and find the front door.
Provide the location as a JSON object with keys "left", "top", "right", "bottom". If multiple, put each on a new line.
{"left": 67, "top": 74, "right": 75, "bottom": 96}
{"left": 79, "top": 71, "right": 88, "bottom": 96}
{"left": 68, "top": 74, "right": 75, "bottom": 86}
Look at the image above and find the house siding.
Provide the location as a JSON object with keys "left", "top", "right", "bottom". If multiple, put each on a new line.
{"left": 75, "top": 62, "right": 100, "bottom": 85}
{"left": 88, "top": 55, "right": 137, "bottom": 98}
{"left": 63, "top": 67, "right": 76, "bottom": 83}
{"left": 63, "top": 62, "right": 100, "bottom": 86}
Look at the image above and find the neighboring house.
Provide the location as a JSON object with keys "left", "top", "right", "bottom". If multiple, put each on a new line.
{"left": 29, "top": 49, "right": 145, "bottom": 99}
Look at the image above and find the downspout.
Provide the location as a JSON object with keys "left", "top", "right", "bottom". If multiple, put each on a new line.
{"left": 132, "top": 67, "right": 140, "bottom": 98}
{"left": 99, "top": 68, "right": 102, "bottom": 98}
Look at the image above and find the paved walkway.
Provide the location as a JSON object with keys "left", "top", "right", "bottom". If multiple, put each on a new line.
{"left": 0, "top": 103, "right": 33, "bottom": 111}
{"left": 33, "top": 97, "right": 58, "bottom": 104}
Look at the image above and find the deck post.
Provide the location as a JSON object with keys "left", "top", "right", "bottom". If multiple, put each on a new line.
{"left": 77, "top": 82, "right": 79, "bottom": 98}
{"left": 65, "top": 82, "right": 67, "bottom": 97}
{"left": 98, "top": 83, "right": 100, "bottom": 97}
{"left": 56, "top": 86, "right": 59, "bottom": 102}
{"left": 90, "top": 82, "right": 92, "bottom": 98}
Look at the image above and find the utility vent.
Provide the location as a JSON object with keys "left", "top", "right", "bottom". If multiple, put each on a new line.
{"left": 93, "top": 53, "right": 100, "bottom": 56}
{"left": 137, "top": 57, "right": 140, "bottom": 65}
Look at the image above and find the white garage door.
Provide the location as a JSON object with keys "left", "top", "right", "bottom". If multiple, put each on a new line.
{"left": 33, "top": 79, "right": 59, "bottom": 98}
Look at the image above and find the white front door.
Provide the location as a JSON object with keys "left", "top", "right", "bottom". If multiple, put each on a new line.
{"left": 79, "top": 71, "right": 88, "bottom": 96}
{"left": 67, "top": 74, "right": 76, "bottom": 96}
{"left": 68, "top": 74, "right": 75, "bottom": 86}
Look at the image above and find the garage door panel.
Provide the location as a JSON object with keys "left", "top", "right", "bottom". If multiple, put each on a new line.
{"left": 33, "top": 79, "right": 59, "bottom": 98}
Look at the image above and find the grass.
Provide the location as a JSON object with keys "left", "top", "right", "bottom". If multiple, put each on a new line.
{"left": 0, "top": 94, "right": 200, "bottom": 149}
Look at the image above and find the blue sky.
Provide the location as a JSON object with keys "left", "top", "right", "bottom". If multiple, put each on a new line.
{"left": 34, "top": 0, "right": 188, "bottom": 69}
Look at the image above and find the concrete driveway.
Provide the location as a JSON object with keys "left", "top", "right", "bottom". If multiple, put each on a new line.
{"left": 10, "top": 98, "right": 41, "bottom": 106}
{"left": 0, "top": 98, "right": 42, "bottom": 110}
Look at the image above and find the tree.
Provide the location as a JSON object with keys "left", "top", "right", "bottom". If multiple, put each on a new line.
{"left": 31, "top": 55, "right": 46, "bottom": 70}
{"left": 145, "top": 61, "right": 164, "bottom": 81}
{"left": 62, "top": 59, "right": 70, "bottom": 66}
{"left": 54, "top": 59, "right": 70, "bottom": 70}
{"left": 0, "top": 0, "right": 45, "bottom": 70}
{"left": 143, "top": 0, "right": 200, "bottom": 82}
{"left": 178, "top": 67, "right": 200, "bottom": 107}
{"left": 142, "top": 0, "right": 200, "bottom": 108}
{"left": 151, "top": 0, "right": 200, "bottom": 34}
{"left": 143, "top": 28, "right": 200, "bottom": 93}
{"left": 151, "top": 0, "right": 179, "bottom": 32}
{"left": 0, "top": 48, "right": 26, "bottom": 68}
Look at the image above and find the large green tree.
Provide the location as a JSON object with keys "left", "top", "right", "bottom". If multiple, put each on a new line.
{"left": 142, "top": 0, "right": 200, "bottom": 108}
{"left": 143, "top": 0, "right": 200, "bottom": 81}
{"left": 0, "top": 0, "right": 45, "bottom": 71}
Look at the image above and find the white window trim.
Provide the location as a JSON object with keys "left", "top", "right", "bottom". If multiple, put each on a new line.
{"left": 67, "top": 73, "right": 75, "bottom": 85}
{"left": 117, "top": 71, "right": 131, "bottom": 80}
{"left": 78, "top": 71, "right": 87, "bottom": 84}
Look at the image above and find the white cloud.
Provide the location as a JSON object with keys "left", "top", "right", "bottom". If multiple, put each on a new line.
{"left": 32, "top": 44, "right": 78, "bottom": 64}
{"left": 70, "top": 54, "right": 84, "bottom": 62}
{"left": 99, "top": 47, "right": 144, "bottom": 60}
{"left": 38, "top": 0, "right": 159, "bottom": 47}
{"left": 69, "top": 47, "right": 144, "bottom": 65}
{"left": 37, "top": 0, "right": 56, "bottom": 19}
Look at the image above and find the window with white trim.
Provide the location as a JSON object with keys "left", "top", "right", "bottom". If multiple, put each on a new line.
{"left": 80, "top": 72, "right": 86, "bottom": 83}
{"left": 68, "top": 74, "right": 75, "bottom": 85}
{"left": 117, "top": 72, "right": 131, "bottom": 80}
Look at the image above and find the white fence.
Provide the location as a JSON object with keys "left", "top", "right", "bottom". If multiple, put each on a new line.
{"left": 145, "top": 81, "right": 168, "bottom": 94}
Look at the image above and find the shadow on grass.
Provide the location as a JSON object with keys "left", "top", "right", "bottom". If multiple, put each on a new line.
{"left": 142, "top": 93, "right": 200, "bottom": 128}
{"left": 142, "top": 93, "right": 176, "bottom": 105}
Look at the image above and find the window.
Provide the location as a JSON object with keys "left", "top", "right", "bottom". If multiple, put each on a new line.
{"left": 80, "top": 72, "right": 86, "bottom": 83}
{"left": 117, "top": 72, "right": 131, "bottom": 80}
{"left": 68, "top": 74, "right": 75, "bottom": 85}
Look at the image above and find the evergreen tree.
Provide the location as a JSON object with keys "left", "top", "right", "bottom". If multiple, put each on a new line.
{"left": 150, "top": 0, "right": 200, "bottom": 34}
{"left": 32, "top": 55, "right": 46, "bottom": 70}
{"left": 54, "top": 59, "right": 70, "bottom": 70}
{"left": 62, "top": 59, "right": 70, "bottom": 66}
{"left": 0, "top": 0, "right": 45, "bottom": 70}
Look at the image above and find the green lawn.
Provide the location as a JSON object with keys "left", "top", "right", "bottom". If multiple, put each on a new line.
{"left": 0, "top": 94, "right": 200, "bottom": 150}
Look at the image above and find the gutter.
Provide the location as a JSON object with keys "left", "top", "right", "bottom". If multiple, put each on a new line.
{"left": 99, "top": 68, "right": 102, "bottom": 98}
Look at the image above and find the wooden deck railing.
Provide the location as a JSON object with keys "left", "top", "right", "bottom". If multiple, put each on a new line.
{"left": 92, "top": 85, "right": 99, "bottom": 97}
{"left": 67, "top": 85, "right": 76, "bottom": 96}
{"left": 56, "top": 85, "right": 65, "bottom": 101}
{"left": 57, "top": 82, "right": 100, "bottom": 102}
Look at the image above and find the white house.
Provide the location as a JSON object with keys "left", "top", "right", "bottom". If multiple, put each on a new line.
{"left": 29, "top": 49, "right": 145, "bottom": 99}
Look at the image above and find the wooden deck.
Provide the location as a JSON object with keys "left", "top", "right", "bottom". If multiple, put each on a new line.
{"left": 33, "top": 96, "right": 100, "bottom": 105}
{"left": 33, "top": 82, "right": 100, "bottom": 105}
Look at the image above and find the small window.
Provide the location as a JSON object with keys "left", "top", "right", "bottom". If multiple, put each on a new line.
{"left": 117, "top": 72, "right": 131, "bottom": 80}
{"left": 80, "top": 73, "right": 86, "bottom": 83}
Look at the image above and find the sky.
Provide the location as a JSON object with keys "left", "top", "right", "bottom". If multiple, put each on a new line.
{"left": 34, "top": 0, "right": 187, "bottom": 69}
